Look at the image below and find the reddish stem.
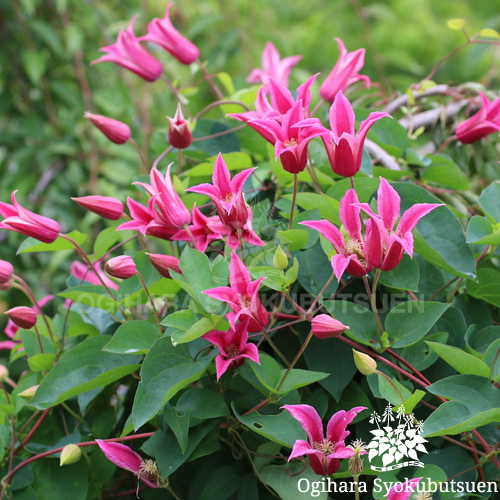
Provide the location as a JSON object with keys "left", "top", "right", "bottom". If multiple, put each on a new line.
{"left": 15, "top": 408, "right": 51, "bottom": 454}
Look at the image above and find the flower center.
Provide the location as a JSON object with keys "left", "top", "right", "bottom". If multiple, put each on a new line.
{"left": 240, "top": 294, "right": 252, "bottom": 307}
{"left": 283, "top": 138, "right": 299, "bottom": 147}
{"left": 313, "top": 438, "right": 335, "bottom": 455}
{"left": 226, "top": 343, "right": 240, "bottom": 358}
{"left": 222, "top": 193, "right": 234, "bottom": 203}
{"left": 345, "top": 238, "right": 363, "bottom": 256}
{"left": 138, "top": 459, "right": 161, "bottom": 484}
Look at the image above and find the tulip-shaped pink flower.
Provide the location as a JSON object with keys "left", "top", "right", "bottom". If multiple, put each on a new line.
{"left": 455, "top": 91, "right": 500, "bottom": 143}
{"left": 315, "top": 92, "right": 390, "bottom": 177}
{"left": 250, "top": 101, "right": 328, "bottom": 174}
{"left": 352, "top": 178, "right": 442, "bottom": 271}
{"left": 0, "top": 191, "right": 60, "bottom": 243}
{"left": 5, "top": 306, "right": 38, "bottom": 329}
{"left": 167, "top": 104, "right": 192, "bottom": 149}
{"left": 301, "top": 189, "right": 372, "bottom": 281}
{"left": 282, "top": 404, "right": 366, "bottom": 476}
{"left": 96, "top": 440, "right": 162, "bottom": 488}
{"left": 105, "top": 256, "right": 137, "bottom": 280}
{"left": 247, "top": 41, "right": 302, "bottom": 88}
{"left": 230, "top": 75, "right": 318, "bottom": 144}
{"left": 311, "top": 314, "right": 348, "bottom": 339}
{"left": 386, "top": 478, "right": 422, "bottom": 500}
{"left": 203, "top": 318, "right": 260, "bottom": 379}
{"left": 203, "top": 251, "right": 269, "bottom": 333}
{"left": 140, "top": 3, "right": 200, "bottom": 65}
{"left": 84, "top": 112, "right": 131, "bottom": 145}
{"left": 319, "top": 38, "right": 371, "bottom": 103}
{"left": 186, "top": 154, "right": 264, "bottom": 249}
{"left": 92, "top": 16, "right": 163, "bottom": 82}
{"left": 0, "top": 260, "right": 13, "bottom": 285}
{"left": 72, "top": 196, "right": 124, "bottom": 221}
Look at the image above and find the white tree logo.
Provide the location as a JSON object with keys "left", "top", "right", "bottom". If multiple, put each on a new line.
{"left": 367, "top": 404, "right": 428, "bottom": 471}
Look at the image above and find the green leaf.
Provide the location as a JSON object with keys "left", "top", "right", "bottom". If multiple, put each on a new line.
{"left": 27, "top": 353, "right": 56, "bottom": 372}
{"left": 385, "top": 301, "right": 450, "bottom": 348}
{"left": 447, "top": 18, "right": 465, "bottom": 30}
{"left": 186, "top": 152, "right": 251, "bottom": 176}
{"left": 171, "top": 317, "right": 218, "bottom": 346}
{"left": 93, "top": 228, "right": 122, "bottom": 260}
{"left": 231, "top": 402, "right": 305, "bottom": 448}
{"left": 467, "top": 267, "right": 500, "bottom": 308}
{"left": 283, "top": 193, "right": 340, "bottom": 225}
{"left": 176, "top": 388, "right": 229, "bottom": 419}
{"left": 278, "top": 229, "right": 309, "bottom": 251}
{"left": 32, "top": 460, "right": 88, "bottom": 500}
{"left": 378, "top": 375, "right": 412, "bottom": 406}
{"left": 30, "top": 336, "right": 140, "bottom": 409}
{"left": 58, "top": 286, "right": 120, "bottom": 314}
{"left": 483, "top": 339, "right": 500, "bottom": 381}
{"left": 378, "top": 254, "right": 420, "bottom": 291}
{"left": 22, "top": 50, "right": 47, "bottom": 86}
{"left": 478, "top": 181, "right": 500, "bottom": 222}
{"left": 17, "top": 231, "right": 86, "bottom": 254}
{"left": 422, "top": 375, "right": 500, "bottom": 436}
{"left": 324, "top": 300, "right": 378, "bottom": 347}
{"left": 421, "top": 155, "right": 468, "bottom": 190}
{"left": 103, "top": 320, "right": 159, "bottom": 354}
{"left": 466, "top": 216, "right": 500, "bottom": 245}
{"left": 132, "top": 338, "right": 213, "bottom": 429}
{"left": 397, "top": 390, "right": 426, "bottom": 414}
{"left": 163, "top": 406, "right": 190, "bottom": 454}
{"left": 426, "top": 342, "right": 491, "bottom": 377}
{"left": 393, "top": 183, "right": 476, "bottom": 279}
{"left": 368, "top": 116, "right": 409, "bottom": 156}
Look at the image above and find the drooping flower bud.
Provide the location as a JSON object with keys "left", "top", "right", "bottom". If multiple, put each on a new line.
{"left": 0, "top": 260, "right": 14, "bottom": 284}
{"left": 146, "top": 253, "right": 182, "bottom": 278}
{"left": 311, "top": 314, "right": 348, "bottom": 339}
{"left": 18, "top": 385, "right": 39, "bottom": 400}
{"left": 352, "top": 349, "right": 377, "bottom": 375}
{"left": 84, "top": 112, "right": 131, "bottom": 145}
{"left": 5, "top": 306, "right": 37, "bottom": 329}
{"left": 105, "top": 256, "right": 137, "bottom": 280}
{"left": 273, "top": 246, "right": 288, "bottom": 270}
{"left": 60, "top": 444, "right": 82, "bottom": 466}
{"left": 72, "top": 196, "right": 124, "bottom": 221}
{"left": 167, "top": 104, "right": 192, "bottom": 149}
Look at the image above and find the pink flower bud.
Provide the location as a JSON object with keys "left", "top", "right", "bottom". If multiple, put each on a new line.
{"left": 105, "top": 256, "right": 137, "bottom": 279}
{"left": 167, "top": 104, "right": 192, "bottom": 149}
{"left": 5, "top": 306, "right": 38, "bottom": 329}
{"left": 72, "top": 196, "right": 124, "bottom": 221}
{"left": 84, "top": 112, "right": 131, "bottom": 145}
{"left": 0, "top": 260, "right": 14, "bottom": 284}
{"left": 146, "top": 253, "right": 182, "bottom": 278}
{"left": 311, "top": 314, "right": 348, "bottom": 339}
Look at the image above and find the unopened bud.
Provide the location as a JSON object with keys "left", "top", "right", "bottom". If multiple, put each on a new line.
{"left": 60, "top": 444, "right": 82, "bottom": 466}
{"left": 0, "top": 260, "right": 14, "bottom": 285}
{"left": 84, "top": 112, "right": 131, "bottom": 145}
{"left": 352, "top": 349, "right": 377, "bottom": 375}
{"left": 146, "top": 253, "right": 182, "bottom": 278}
{"left": 0, "top": 365, "right": 9, "bottom": 382}
{"left": 105, "top": 256, "right": 137, "bottom": 280}
{"left": 18, "top": 385, "right": 39, "bottom": 400}
{"left": 0, "top": 278, "right": 13, "bottom": 291}
{"left": 311, "top": 314, "right": 348, "bottom": 339}
{"left": 72, "top": 196, "right": 124, "bottom": 221}
{"left": 167, "top": 104, "right": 192, "bottom": 149}
{"left": 273, "top": 246, "right": 288, "bottom": 270}
{"left": 5, "top": 306, "right": 37, "bottom": 329}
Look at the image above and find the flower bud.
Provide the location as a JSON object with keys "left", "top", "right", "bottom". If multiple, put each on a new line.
{"left": 104, "top": 256, "right": 137, "bottom": 280}
{"left": 60, "top": 444, "right": 82, "bottom": 466}
{"left": 18, "top": 385, "right": 39, "bottom": 400}
{"left": 72, "top": 196, "right": 124, "bottom": 221}
{"left": 84, "top": 112, "right": 131, "bottom": 145}
{"left": 352, "top": 349, "right": 377, "bottom": 375}
{"left": 0, "top": 365, "right": 9, "bottom": 382}
{"left": 273, "top": 246, "right": 288, "bottom": 270}
{"left": 5, "top": 306, "right": 37, "bottom": 329}
{"left": 0, "top": 260, "right": 14, "bottom": 285}
{"left": 146, "top": 253, "right": 182, "bottom": 278}
{"left": 311, "top": 314, "right": 348, "bottom": 339}
{"left": 167, "top": 104, "right": 192, "bottom": 149}
{"left": 0, "top": 279, "right": 13, "bottom": 291}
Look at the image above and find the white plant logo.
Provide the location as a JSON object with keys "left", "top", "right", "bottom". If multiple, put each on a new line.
{"left": 367, "top": 404, "right": 428, "bottom": 471}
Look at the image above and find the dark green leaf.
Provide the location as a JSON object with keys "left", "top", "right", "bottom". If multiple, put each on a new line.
{"left": 379, "top": 254, "right": 420, "bottom": 291}
{"left": 478, "top": 181, "right": 500, "bottom": 222}
{"left": 103, "top": 320, "right": 160, "bottom": 354}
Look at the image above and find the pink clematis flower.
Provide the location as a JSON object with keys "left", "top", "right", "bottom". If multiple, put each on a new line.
{"left": 250, "top": 100, "right": 328, "bottom": 173}
{"left": 247, "top": 41, "right": 302, "bottom": 88}
{"left": 118, "top": 164, "right": 191, "bottom": 240}
{"left": 0, "top": 191, "right": 60, "bottom": 244}
{"left": 203, "top": 317, "right": 260, "bottom": 379}
{"left": 319, "top": 38, "right": 371, "bottom": 103}
{"left": 229, "top": 75, "right": 318, "bottom": 144}
{"left": 72, "top": 195, "right": 124, "bottom": 221}
{"left": 352, "top": 178, "right": 442, "bottom": 271}
{"left": 186, "top": 154, "right": 264, "bottom": 249}
{"left": 92, "top": 16, "right": 163, "bottom": 82}
{"left": 140, "top": 3, "right": 200, "bottom": 65}
{"left": 386, "top": 478, "right": 422, "bottom": 500}
{"left": 167, "top": 104, "right": 193, "bottom": 149}
{"left": 282, "top": 404, "right": 366, "bottom": 476}
{"left": 96, "top": 440, "right": 162, "bottom": 488}
{"left": 203, "top": 251, "right": 269, "bottom": 333}
{"left": 84, "top": 112, "right": 131, "bottom": 145}
{"left": 455, "top": 91, "right": 500, "bottom": 143}
{"left": 309, "top": 92, "right": 390, "bottom": 177}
